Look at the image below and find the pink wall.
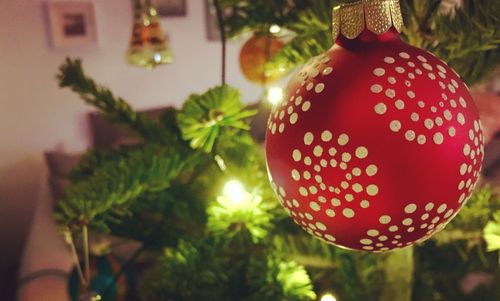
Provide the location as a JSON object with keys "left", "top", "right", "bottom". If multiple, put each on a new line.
{"left": 0, "top": 0, "right": 263, "bottom": 294}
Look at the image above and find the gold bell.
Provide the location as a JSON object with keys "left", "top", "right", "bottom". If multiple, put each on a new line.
{"left": 126, "top": 0, "right": 173, "bottom": 69}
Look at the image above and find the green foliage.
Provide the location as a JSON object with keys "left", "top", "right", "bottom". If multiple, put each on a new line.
{"left": 55, "top": 144, "right": 184, "bottom": 230}
{"left": 221, "top": 0, "right": 500, "bottom": 86}
{"left": 218, "top": 0, "right": 310, "bottom": 37}
{"left": 402, "top": 0, "right": 500, "bottom": 85}
{"left": 208, "top": 189, "right": 274, "bottom": 243}
{"left": 413, "top": 239, "right": 500, "bottom": 301}
{"left": 57, "top": 58, "right": 168, "bottom": 141}
{"left": 245, "top": 254, "right": 317, "bottom": 301}
{"left": 178, "top": 85, "right": 257, "bottom": 153}
{"left": 267, "top": 0, "right": 336, "bottom": 71}
{"left": 447, "top": 186, "right": 500, "bottom": 232}
{"left": 68, "top": 149, "right": 116, "bottom": 182}
{"left": 413, "top": 186, "right": 500, "bottom": 300}
{"left": 335, "top": 251, "right": 383, "bottom": 301}
{"left": 56, "top": 59, "right": 318, "bottom": 301}
{"left": 484, "top": 211, "right": 500, "bottom": 252}
{"left": 106, "top": 187, "right": 207, "bottom": 249}
{"left": 142, "top": 240, "right": 230, "bottom": 301}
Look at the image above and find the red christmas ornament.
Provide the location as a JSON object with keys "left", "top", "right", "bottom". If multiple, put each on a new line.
{"left": 265, "top": 0, "right": 484, "bottom": 252}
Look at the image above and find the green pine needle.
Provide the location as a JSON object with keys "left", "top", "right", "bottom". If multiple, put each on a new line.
{"left": 141, "top": 240, "right": 230, "bottom": 301}
{"left": 57, "top": 58, "right": 169, "bottom": 141}
{"left": 55, "top": 144, "right": 184, "bottom": 228}
{"left": 178, "top": 85, "right": 257, "bottom": 153}
{"left": 223, "top": 0, "right": 500, "bottom": 86}
{"left": 246, "top": 254, "right": 317, "bottom": 301}
{"left": 484, "top": 211, "right": 500, "bottom": 252}
{"left": 208, "top": 188, "right": 275, "bottom": 243}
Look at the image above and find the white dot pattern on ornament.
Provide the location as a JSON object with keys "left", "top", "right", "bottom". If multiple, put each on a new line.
{"left": 267, "top": 54, "right": 331, "bottom": 136}
{"left": 346, "top": 52, "right": 484, "bottom": 251}
{"left": 456, "top": 119, "right": 484, "bottom": 206}
{"left": 355, "top": 199, "right": 463, "bottom": 251}
{"left": 270, "top": 51, "right": 484, "bottom": 251}
{"left": 279, "top": 131, "right": 381, "bottom": 244}
{"left": 369, "top": 51, "right": 472, "bottom": 146}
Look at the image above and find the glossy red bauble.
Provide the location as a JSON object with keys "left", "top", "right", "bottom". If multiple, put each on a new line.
{"left": 265, "top": 30, "right": 484, "bottom": 252}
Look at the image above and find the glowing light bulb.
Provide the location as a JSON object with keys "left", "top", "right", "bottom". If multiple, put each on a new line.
{"left": 269, "top": 24, "right": 281, "bottom": 34}
{"left": 223, "top": 180, "right": 246, "bottom": 204}
{"left": 267, "top": 87, "right": 284, "bottom": 105}
{"left": 153, "top": 53, "right": 162, "bottom": 63}
{"left": 321, "top": 294, "right": 337, "bottom": 301}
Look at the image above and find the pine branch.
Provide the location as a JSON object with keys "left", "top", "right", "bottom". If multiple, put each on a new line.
{"left": 444, "top": 185, "right": 499, "bottom": 232}
{"left": 178, "top": 84, "right": 257, "bottom": 153}
{"left": 219, "top": 0, "right": 311, "bottom": 37}
{"left": 140, "top": 240, "right": 230, "bottom": 301}
{"left": 106, "top": 185, "right": 208, "bottom": 249}
{"left": 224, "top": 0, "right": 499, "bottom": 86}
{"left": 267, "top": 0, "right": 336, "bottom": 71}
{"left": 484, "top": 211, "right": 500, "bottom": 252}
{"left": 68, "top": 148, "right": 117, "bottom": 182}
{"left": 402, "top": 0, "right": 500, "bottom": 84}
{"left": 245, "top": 254, "right": 317, "bottom": 301}
{"left": 57, "top": 58, "right": 166, "bottom": 141}
{"left": 55, "top": 143, "right": 184, "bottom": 229}
{"left": 207, "top": 189, "right": 275, "bottom": 243}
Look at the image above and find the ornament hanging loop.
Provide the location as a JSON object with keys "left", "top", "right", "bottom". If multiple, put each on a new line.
{"left": 332, "top": 0, "right": 404, "bottom": 42}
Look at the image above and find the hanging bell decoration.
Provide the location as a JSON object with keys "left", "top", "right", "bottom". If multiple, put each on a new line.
{"left": 126, "top": 0, "right": 173, "bottom": 69}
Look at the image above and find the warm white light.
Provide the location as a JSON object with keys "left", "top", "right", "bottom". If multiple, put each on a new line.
{"left": 321, "top": 294, "right": 337, "bottom": 301}
{"left": 153, "top": 53, "right": 162, "bottom": 63}
{"left": 269, "top": 24, "right": 281, "bottom": 34}
{"left": 223, "top": 180, "right": 246, "bottom": 204}
{"left": 267, "top": 87, "right": 284, "bottom": 105}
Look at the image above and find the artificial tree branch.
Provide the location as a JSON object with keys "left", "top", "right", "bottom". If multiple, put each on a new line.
{"left": 57, "top": 58, "right": 165, "bottom": 141}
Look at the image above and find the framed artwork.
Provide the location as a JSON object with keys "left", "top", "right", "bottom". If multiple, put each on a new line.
{"left": 204, "top": 0, "right": 220, "bottom": 41}
{"left": 46, "top": 1, "right": 98, "bottom": 48}
{"left": 156, "top": 0, "right": 187, "bottom": 17}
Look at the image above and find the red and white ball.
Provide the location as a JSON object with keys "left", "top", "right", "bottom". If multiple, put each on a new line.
{"left": 265, "top": 32, "right": 484, "bottom": 252}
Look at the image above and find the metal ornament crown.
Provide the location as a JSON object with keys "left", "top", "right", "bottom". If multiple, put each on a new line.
{"left": 332, "top": 0, "right": 404, "bottom": 40}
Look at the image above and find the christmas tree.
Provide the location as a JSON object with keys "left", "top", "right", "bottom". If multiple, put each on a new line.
{"left": 54, "top": 1, "right": 500, "bottom": 300}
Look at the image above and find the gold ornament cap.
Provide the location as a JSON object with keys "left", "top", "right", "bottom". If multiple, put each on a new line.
{"left": 332, "top": 0, "right": 404, "bottom": 40}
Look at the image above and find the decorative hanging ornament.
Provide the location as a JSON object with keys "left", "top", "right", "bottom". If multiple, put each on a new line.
{"left": 239, "top": 33, "right": 287, "bottom": 85}
{"left": 69, "top": 255, "right": 132, "bottom": 301}
{"left": 126, "top": 0, "right": 173, "bottom": 69}
{"left": 265, "top": 0, "right": 484, "bottom": 252}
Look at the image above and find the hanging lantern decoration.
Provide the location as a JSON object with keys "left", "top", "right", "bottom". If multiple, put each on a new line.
{"left": 239, "top": 33, "right": 287, "bottom": 85}
{"left": 265, "top": 0, "right": 484, "bottom": 252}
{"left": 126, "top": 0, "right": 173, "bottom": 69}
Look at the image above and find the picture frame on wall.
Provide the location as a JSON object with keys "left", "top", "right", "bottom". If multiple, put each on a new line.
{"left": 46, "top": 1, "right": 98, "bottom": 48}
{"left": 156, "top": 0, "right": 187, "bottom": 17}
